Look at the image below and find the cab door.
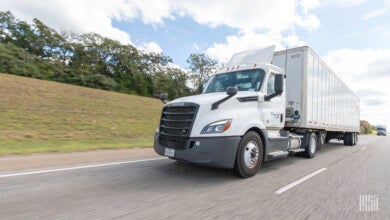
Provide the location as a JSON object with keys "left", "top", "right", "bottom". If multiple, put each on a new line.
{"left": 260, "top": 71, "right": 285, "bottom": 129}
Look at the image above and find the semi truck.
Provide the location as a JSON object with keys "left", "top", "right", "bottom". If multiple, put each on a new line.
{"left": 154, "top": 46, "right": 360, "bottom": 178}
{"left": 377, "top": 125, "right": 387, "bottom": 136}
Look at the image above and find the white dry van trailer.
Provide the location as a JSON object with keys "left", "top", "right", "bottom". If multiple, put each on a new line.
{"left": 154, "top": 46, "right": 360, "bottom": 178}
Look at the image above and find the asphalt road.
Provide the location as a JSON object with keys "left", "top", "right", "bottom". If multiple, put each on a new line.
{"left": 0, "top": 135, "right": 389, "bottom": 219}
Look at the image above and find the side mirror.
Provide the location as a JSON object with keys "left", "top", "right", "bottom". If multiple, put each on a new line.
{"left": 275, "top": 74, "right": 284, "bottom": 94}
{"left": 226, "top": 86, "right": 238, "bottom": 96}
{"left": 160, "top": 93, "right": 168, "bottom": 104}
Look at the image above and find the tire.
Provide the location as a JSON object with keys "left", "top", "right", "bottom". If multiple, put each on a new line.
{"left": 316, "top": 132, "right": 326, "bottom": 150}
{"left": 304, "top": 132, "right": 317, "bottom": 158}
{"left": 353, "top": 133, "right": 358, "bottom": 145}
{"left": 343, "top": 132, "right": 353, "bottom": 146}
{"left": 355, "top": 133, "right": 358, "bottom": 144}
{"left": 234, "top": 131, "right": 263, "bottom": 178}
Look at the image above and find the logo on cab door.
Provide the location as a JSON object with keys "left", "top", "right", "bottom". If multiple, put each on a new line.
{"left": 271, "top": 112, "right": 281, "bottom": 119}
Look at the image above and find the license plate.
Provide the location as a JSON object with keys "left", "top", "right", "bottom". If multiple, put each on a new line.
{"left": 164, "top": 148, "right": 175, "bottom": 157}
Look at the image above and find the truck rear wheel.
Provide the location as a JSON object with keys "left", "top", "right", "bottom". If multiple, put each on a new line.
{"left": 344, "top": 132, "right": 353, "bottom": 146}
{"left": 316, "top": 132, "right": 326, "bottom": 150}
{"left": 354, "top": 133, "right": 358, "bottom": 145}
{"left": 234, "top": 131, "right": 263, "bottom": 178}
{"left": 304, "top": 132, "right": 317, "bottom": 158}
{"left": 351, "top": 133, "right": 358, "bottom": 146}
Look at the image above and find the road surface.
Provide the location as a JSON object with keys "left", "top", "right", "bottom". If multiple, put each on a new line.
{"left": 0, "top": 135, "right": 389, "bottom": 219}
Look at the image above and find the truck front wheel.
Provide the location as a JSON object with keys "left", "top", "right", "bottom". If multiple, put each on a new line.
{"left": 234, "top": 131, "right": 263, "bottom": 178}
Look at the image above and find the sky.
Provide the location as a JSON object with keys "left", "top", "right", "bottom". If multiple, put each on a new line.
{"left": 1, "top": 0, "right": 390, "bottom": 127}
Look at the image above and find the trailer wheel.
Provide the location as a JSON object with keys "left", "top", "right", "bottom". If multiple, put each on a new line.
{"left": 304, "top": 133, "right": 317, "bottom": 158}
{"left": 234, "top": 131, "right": 263, "bottom": 178}
{"left": 344, "top": 133, "right": 353, "bottom": 146}
{"left": 316, "top": 132, "right": 326, "bottom": 150}
{"left": 352, "top": 133, "right": 358, "bottom": 146}
{"left": 354, "top": 133, "right": 358, "bottom": 145}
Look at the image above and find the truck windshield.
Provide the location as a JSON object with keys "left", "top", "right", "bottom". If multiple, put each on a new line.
{"left": 204, "top": 69, "right": 265, "bottom": 93}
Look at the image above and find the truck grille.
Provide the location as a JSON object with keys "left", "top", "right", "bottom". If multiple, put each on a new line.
{"left": 159, "top": 103, "right": 199, "bottom": 150}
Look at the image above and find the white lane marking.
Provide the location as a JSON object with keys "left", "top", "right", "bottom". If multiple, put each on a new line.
{"left": 0, "top": 157, "right": 167, "bottom": 179}
{"left": 275, "top": 168, "right": 327, "bottom": 194}
{"left": 360, "top": 146, "right": 367, "bottom": 151}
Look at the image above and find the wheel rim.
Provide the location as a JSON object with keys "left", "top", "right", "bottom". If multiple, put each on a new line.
{"left": 309, "top": 135, "right": 316, "bottom": 154}
{"left": 244, "top": 141, "right": 259, "bottom": 169}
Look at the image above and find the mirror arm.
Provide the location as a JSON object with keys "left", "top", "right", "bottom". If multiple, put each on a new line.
{"left": 211, "top": 95, "right": 235, "bottom": 110}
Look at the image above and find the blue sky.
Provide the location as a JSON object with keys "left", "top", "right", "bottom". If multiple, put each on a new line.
{"left": 1, "top": 0, "right": 390, "bottom": 126}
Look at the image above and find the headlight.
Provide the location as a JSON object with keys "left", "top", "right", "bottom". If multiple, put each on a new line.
{"left": 201, "top": 119, "right": 232, "bottom": 134}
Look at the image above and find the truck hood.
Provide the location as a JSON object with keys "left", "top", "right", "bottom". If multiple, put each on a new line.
{"left": 168, "top": 91, "right": 259, "bottom": 106}
{"left": 166, "top": 91, "right": 262, "bottom": 137}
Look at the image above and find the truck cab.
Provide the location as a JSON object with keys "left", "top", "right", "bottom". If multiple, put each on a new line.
{"left": 377, "top": 127, "right": 387, "bottom": 136}
{"left": 154, "top": 47, "right": 300, "bottom": 178}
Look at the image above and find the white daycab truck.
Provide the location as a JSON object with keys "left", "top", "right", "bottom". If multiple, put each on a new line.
{"left": 154, "top": 46, "right": 360, "bottom": 178}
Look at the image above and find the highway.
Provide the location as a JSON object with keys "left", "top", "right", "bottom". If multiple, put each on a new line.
{"left": 0, "top": 135, "right": 389, "bottom": 219}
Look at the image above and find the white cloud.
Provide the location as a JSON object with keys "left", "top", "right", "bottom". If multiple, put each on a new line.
{"left": 192, "top": 43, "right": 200, "bottom": 51}
{"left": 363, "top": 8, "right": 389, "bottom": 20}
{"left": 125, "top": 0, "right": 320, "bottom": 33}
{"left": 282, "top": 35, "right": 307, "bottom": 47}
{"left": 325, "top": 0, "right": 368, "bottom": 7}
{"left": 323, "top": 48, "right": 390, "bottom": 126}
{"left": 206, "top": 30, "right": 306, "bottom": 62}
{"left": 0, "top": 0, "right": 135, "bottom": 44}
{"left": 301, "top": 0, "right": 368, "bottom": 12}
{"left": 139, "top": 42, "right": 163, "bottom": 54}
{"left": 295, "top": 14, "right": 321, "bottom": 30}
{"left": 300, "top": 0, "right": 320, "bottom": 13}
{"left": 2, "top": 0, "right": 321, "bottom": 34}
{"left": 129, "top": 0, "right": 174, "bottom": 25}
{"left": 177, "top": 0, "right": 304, "bottom": 32}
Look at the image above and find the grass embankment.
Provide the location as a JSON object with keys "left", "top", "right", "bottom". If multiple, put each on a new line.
{"left": 0, "top": 74, "right": 163, "bottom": 155}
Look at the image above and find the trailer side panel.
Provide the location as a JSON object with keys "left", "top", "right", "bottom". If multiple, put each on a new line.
{"left": 272, "top": 46, "right": 360, "bottom": 132}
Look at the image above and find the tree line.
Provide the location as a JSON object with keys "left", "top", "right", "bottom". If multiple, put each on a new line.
{"left": 0, "top": 11, "right": 217, "bottom": 99}
{"left": 360, "top": 120, "right": 377, "bottom": 134}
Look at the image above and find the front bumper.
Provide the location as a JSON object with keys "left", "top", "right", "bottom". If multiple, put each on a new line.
{"left": 154, "top": 132, "right": 241, "bottom": 168}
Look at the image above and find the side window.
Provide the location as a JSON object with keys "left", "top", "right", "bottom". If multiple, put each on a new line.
{"left": 267, "top": 73, "right": 275, "bottom": 95}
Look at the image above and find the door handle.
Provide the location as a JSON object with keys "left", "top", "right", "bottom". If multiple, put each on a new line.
{"left": 280, "top": 114, "right": 283, "bottom": 123}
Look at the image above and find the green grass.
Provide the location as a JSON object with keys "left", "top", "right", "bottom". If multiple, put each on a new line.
{"left": 0, "top": 73, "right": 163, "bottom": 155}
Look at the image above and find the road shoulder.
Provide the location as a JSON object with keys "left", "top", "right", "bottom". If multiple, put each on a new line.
{"left": 0, "top": 147, "right": 156, "bottom": 172}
